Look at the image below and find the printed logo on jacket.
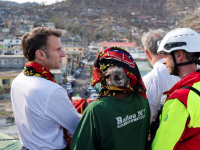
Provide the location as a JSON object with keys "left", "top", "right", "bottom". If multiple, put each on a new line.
{"left": 116, "top": 109, "right": 145, "bottom": 128}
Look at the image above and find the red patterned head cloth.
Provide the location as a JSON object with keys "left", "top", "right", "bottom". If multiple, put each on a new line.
{"left": 91, "top": 46, "right": 147, "bottom": 100}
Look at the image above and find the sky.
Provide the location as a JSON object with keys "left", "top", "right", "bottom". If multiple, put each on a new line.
{"left": 2, "top": 0, "right": 65, "bottom": 5}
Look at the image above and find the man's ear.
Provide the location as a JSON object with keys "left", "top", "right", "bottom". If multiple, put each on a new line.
{"left": 145, "top": 49, "right": 152, "bottom": 61}
{"left": 176, "top": 50, "right": 184, "bottom": 62}
{"left": 35, "top": 50, "right": 45, "bottom": 60}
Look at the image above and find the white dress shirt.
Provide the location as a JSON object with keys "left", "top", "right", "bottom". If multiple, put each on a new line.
{"left": 143, "top": 59, "right": 180, "bottom": 121}
{"left": 11, "top": 73, "right": 81, "bottom": 150}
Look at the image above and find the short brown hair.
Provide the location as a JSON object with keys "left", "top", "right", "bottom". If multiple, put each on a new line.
{"left": 21, "top": 27, "right": 62, "bottom": 61}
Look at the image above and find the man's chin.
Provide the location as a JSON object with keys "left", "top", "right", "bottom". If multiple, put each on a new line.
{"left": 168, "top": 69, "right": 174, "bottom": 75}
{"left": 170, "top": 67, "right": 179, "bottom": 76}
{"left": 166, "top": 68, "right": 171, "bottom": 75}
{"left": 50, "top": 66, "right": 61, "bottom": 70}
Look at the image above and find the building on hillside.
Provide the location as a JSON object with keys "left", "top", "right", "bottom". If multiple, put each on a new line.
{"left": 0, "top": 55, "right": 26, "bottom": 69}
{"left": 0, "top": 38, "right": 22, "bottom": 55}
{"left": 0, "top": 55, "right": 65, "bottom": 85}
{"left": 50, "top": 69, "right": 63, "bottom": 85}
{"left": 0, "top": 69, "right": 22, "bottom": 99}
{"left": 62, "top": 42, "right": 88, "bottom": 76}
{"left": 0, "top": 70, "right": 22, "bottom": 87}
{"left": 2, "top": 28, "right": 9, "bottom": 33}
{"left": 0, "top": 55, "right": 26, "bottom": 99}
{"left": 0, "top": 47, "right": 23, "bottom": 55}
{"left": 0, "top": 39, "right": 21, "bottom": 46}
{"left": 99, "top": 41, "right": 137, "bottom": 52}
{"left": 0, "top": 117, "right": 8, "bottom": 125}
{"left": 63, "top": 42, "right": 88, "bottom": 58}
{"left": 65, "top": 52, "right": 82, "bottom": 76}
{"left": 88, "top": 42, "right": 99, "bottom": 54}
{"left": 43, "top": 22, "right": 55, "bottom": 28}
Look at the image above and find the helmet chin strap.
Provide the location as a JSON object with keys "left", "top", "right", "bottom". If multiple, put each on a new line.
{"left": 170, "top": 51, "right": 193, "bottom": 76}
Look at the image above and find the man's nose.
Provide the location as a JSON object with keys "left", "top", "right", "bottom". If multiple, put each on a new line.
{"left": 61, "top": 49, "right": 66, "bottom": 57}
{"left": 163, "top": 58, "right": 167, "bottom": 64}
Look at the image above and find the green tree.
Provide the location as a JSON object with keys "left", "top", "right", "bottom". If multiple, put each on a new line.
{"left": 88, "top": 66, "right": 94, "bottom": 77}
{"left": 50, "top": 16, "right": 65, "bottom": 29}
{"left": 125, "top": 31, "right": 132, "bottom": 42}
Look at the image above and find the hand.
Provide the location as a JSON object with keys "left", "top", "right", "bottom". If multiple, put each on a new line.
{"left": 148, "top": 133, "right": 151, "bottom": 141}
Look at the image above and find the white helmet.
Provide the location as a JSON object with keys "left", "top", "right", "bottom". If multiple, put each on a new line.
{"left": 157, "top": 28, "right": 200, "bottom": 54}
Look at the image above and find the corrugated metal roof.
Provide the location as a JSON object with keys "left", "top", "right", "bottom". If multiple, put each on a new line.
{"left": 0, "top": 132, "right": 22, "bottom": 150}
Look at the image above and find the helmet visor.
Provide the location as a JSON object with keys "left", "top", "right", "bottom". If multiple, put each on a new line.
{"left": 164, "top": 42, "right": 187, "bottom": 50}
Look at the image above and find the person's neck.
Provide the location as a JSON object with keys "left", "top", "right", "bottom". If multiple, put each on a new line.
{"left": 179, "top": 64, "right": 198, "bottom": 79}
{"left": 113, "top": 91, "right": 131, "bottom": 99}
{"left": 33, "top": 60, "right": 50, "bottom": 70}
{"left": 151, "top": 55, "right": 164, "bottom": 66}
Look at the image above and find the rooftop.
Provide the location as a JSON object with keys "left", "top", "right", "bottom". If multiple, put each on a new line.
{"left": 0, "top": 69, "right": 21, "bottom": 78}
{"left": 100, "top": 42, "right": 137, "bottom": 48}
{"left": 0, "top": 55, "right": 24, "bottom": 58}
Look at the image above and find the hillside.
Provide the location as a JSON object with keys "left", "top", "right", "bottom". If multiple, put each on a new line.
{"left": 1, "top": 0, "right": 200, "bottom": 43}
{"left": 1, "top": 0, "right": 198, "bottom": 17}
{"left": 56, "top": 0, "right": 198, "bottom": 17}
{"left": 0, "top": 1, "right": 38, "bottom": 7}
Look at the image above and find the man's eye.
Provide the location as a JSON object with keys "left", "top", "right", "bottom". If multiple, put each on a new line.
{"left": 114, "top": 76, "right": 120, "bottom": 81}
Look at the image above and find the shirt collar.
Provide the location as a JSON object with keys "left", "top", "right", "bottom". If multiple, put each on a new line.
{"left": 153, "top": 58, "right": 164, "bottom": 69}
